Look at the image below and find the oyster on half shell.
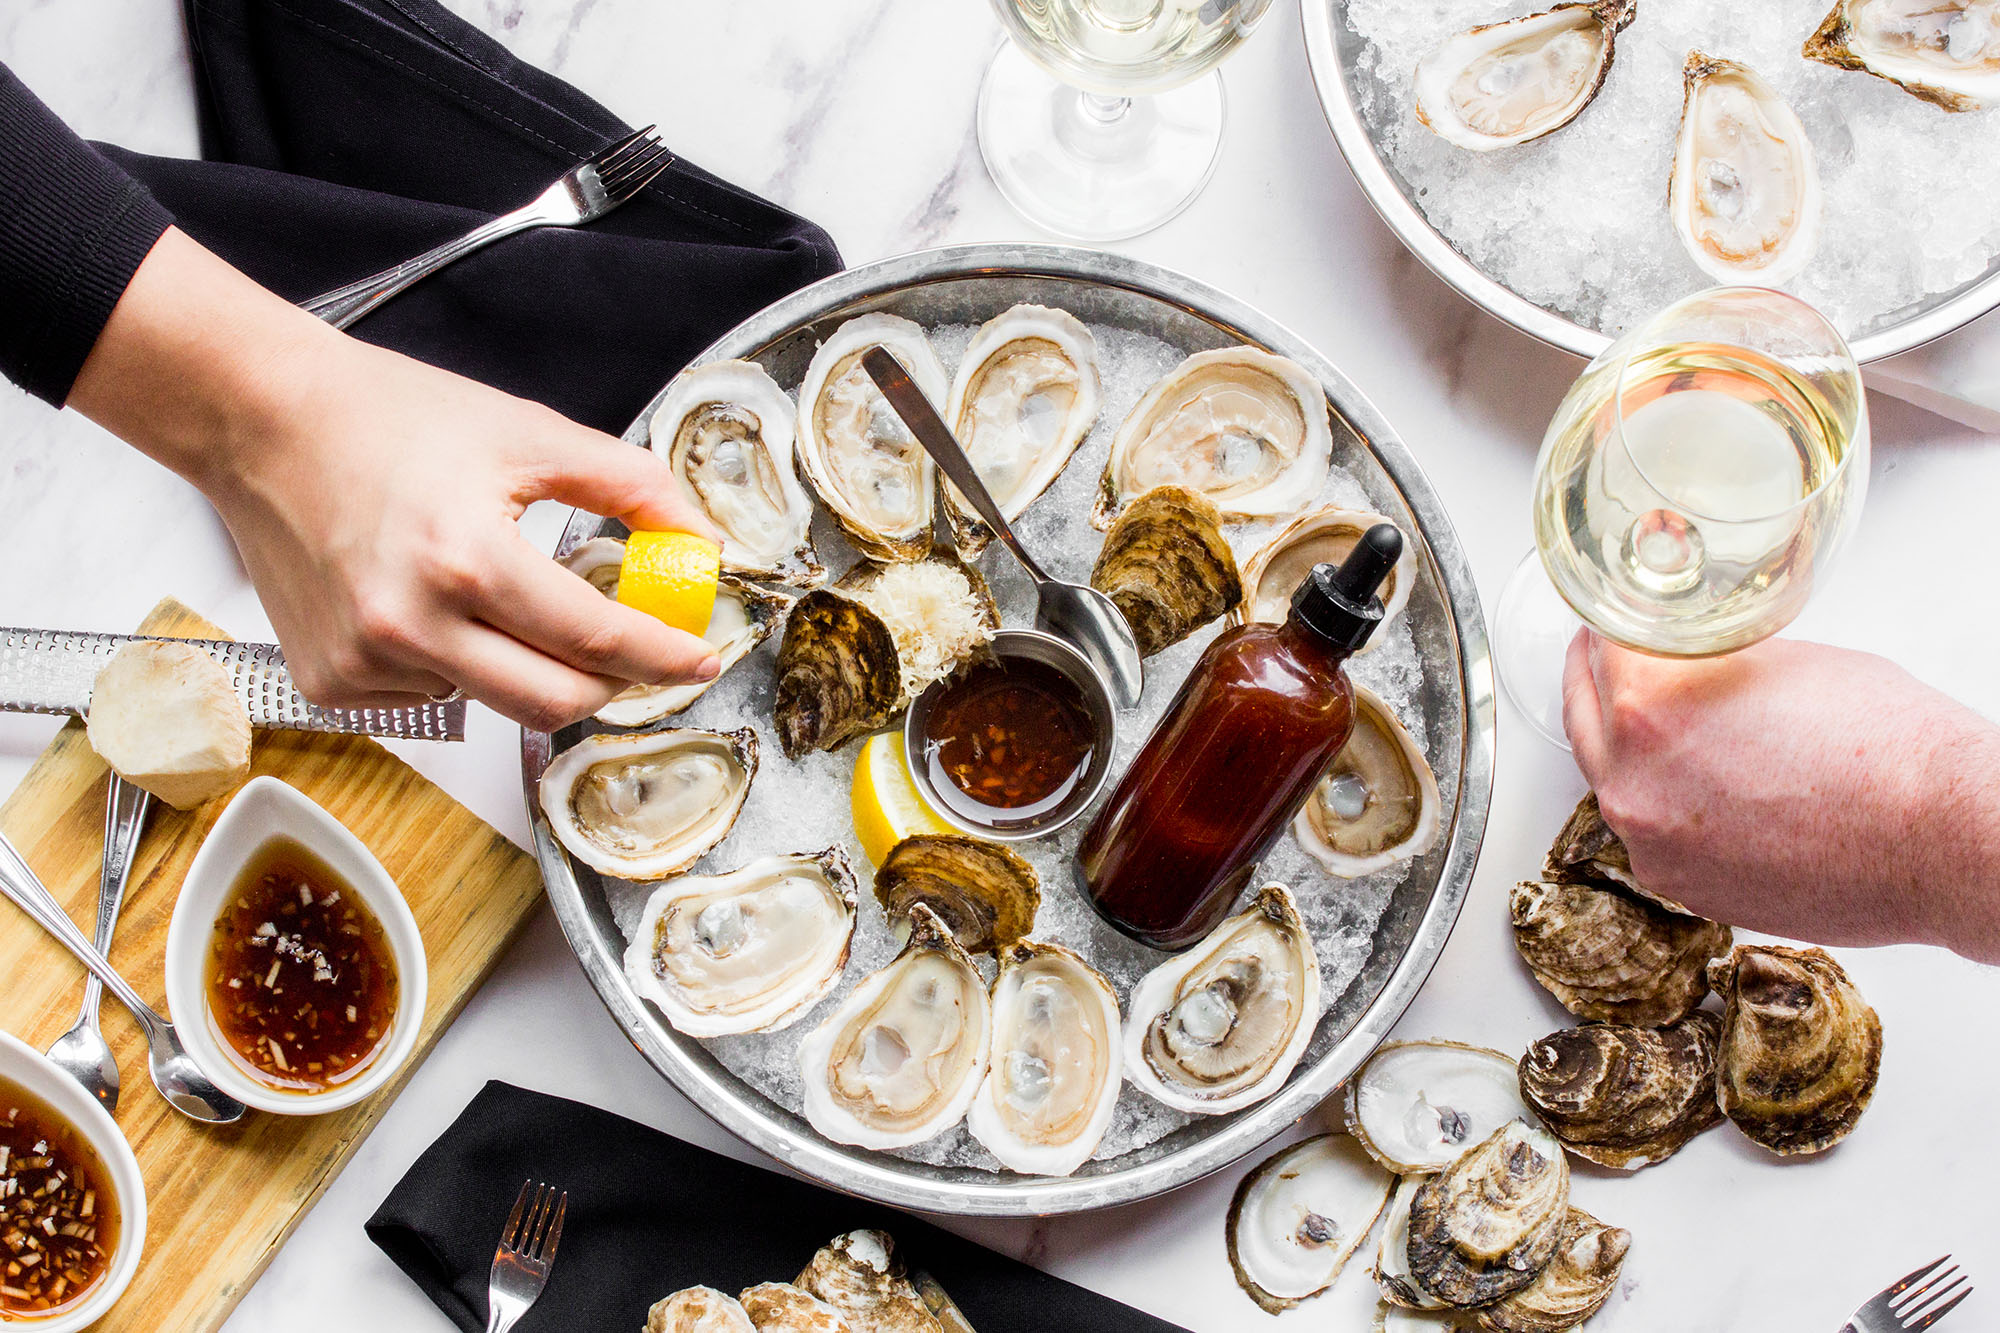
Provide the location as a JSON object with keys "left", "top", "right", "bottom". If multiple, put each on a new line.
{"left": 539, "top": 727, "right": 756, "bottom": 880}
{"left": 1414, "top": 0, "right": 1637, "bottom": 151}
{"left": 1671, "top": 53, "right": 1821, "bottom": 286}
{"left": 1805, "top": 0, "right": 2000, "bottom": 112}
{"left": 556, "top": 535, "right": 626, "bottom": 596}
{"left": 1510, "top": 877, "right": 1731, "bottom": 1027}
{"left": 1089, "top": 484, "right": 1243, "bottom": 657}
{"left": 1235, "top": 507, "right": 1415, "bottom": 654}
{"left": 1345, "top": 1039, "right": 1538, "bottom": 1175}
{"left": 1295, "top": 685, "right": 1441, "bottom": 879}
{"left": 873, "top": 833, "right": 1040, "bottom": 954}
{"left": 1474, "top": 1208, "right": 1630, "bottom": 1333}
{"left": 1374, "top": 1177, "right": 1447, "bottom": 1311}
{"left": 1125, "top": 884, "right": 1321, "bottom": 1115}
{"left": 1407, "top": 1119, "right": 1571, "bottom": 1308}
{"left": 1227, "top": 1133, "right": 1394, "bottom": 1314}
{"left": 1710, "top": 945, "right": 1883, "bottom": 1155}
{"left": 966, "top": 940, "right": 1122, "bottom": 1176}
{"left": 607, "top": 573, "right": 793, "bottom": 727}
{"left": 623, "top": 846, "right": 858, "bottom": 1037}
{"left": 1518, "top": 1012, "right": 1725, "bottom": 1170}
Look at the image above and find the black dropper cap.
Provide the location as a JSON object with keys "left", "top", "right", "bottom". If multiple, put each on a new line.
{"left": 1289, "top": 524, "right": 1404, "bottom": 652}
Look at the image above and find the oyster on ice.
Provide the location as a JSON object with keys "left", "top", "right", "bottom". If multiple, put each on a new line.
{"left": 1374, "top": 1177, "right": 1448, "bottom": 1310}
{"left": 1518, "top": 1013, "right": 1725, "bottom": 1169}
{"left": 1475, "top": 1208, "right": 1630, "bottom": 1333}
{"left": 773, "top": 590, "right": 903, "bottom": 758}
{"left": 1125, "top": 884, "right": 1321, "bottom": 1115}
{"left": 1226, "top": 1133, "right": 1394, "bottom": 1313}
{"left": 1407, "top": 1119, "right": 1571, "bottom": 1308}
{"left": 1294, "top": 685, "right": 1441, "bottom": 879}
{"left": 796, "top": 314, "right": 948, "bottom": 561}
{"left": 1806, "top": 0, "right": 2000, "bottom": 112}
{"left": 1414, "top": 0, "right": 1636, "bottom": 151}
{"left": 873, "top": 833, "right": 1040, "bottom": 954}
{"left": 1671, "top": 53, "right": 1821, "bottom": 286}
{"left": 650, "top": 359, "right": 825, "bottom": 587}
{"left": 538, "top": 727, "right": 756, "bottom": 880}
{"left": 556, "top": 535, "right": 626, "bottom": 596}
{"left": 738, "top": 1284, "right": 849, "bottom": 1333}
{"left": 1236, "top": 507, "right": 1415, "bottom": 654}
{"left": 835, "top": 553, "right": 999, "bottom": 706}
{"left": 795, "top": 1231, "right": 948, "bottom": 1333}
{"left": 798, "top": 905, "right": 992, "bottom": 1149}
{"left": 941, "top": 304, "right": 1101, "bottom": 556}
{"left": 601, "top": 575, "right": 793, "bottom": 727}
{"left": 1089, "top": 484, "right": 1243, "bottom": 657}
{"left": 623, "top": 846, "right": 858, "bottom": 1037}
{"left": 1710, "top": 945, "right": 1882, "bottom": 1155}
{"left": 1345, "top": 1039, "right": 1538, "bottom": 1175}
{"left": 1509, "top": 877, "right": 1730, "bottom": 1026}
{"left": 1094, "top": 347, "right": 1332, "bottom": 528}
{"left": 646, "top": 1288, "right": 757, "bottom": 1333}
{"left": 966, "top": 940, "right": 1122, "bottom": 1176}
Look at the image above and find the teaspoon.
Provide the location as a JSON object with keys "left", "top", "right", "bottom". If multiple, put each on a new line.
{"left": 44, "top": 776, "right": 152, "bottom": 1111}
{"left": 861, "top": 345, "right": 1146, "bottom": 709}
{"left": 0, "top": 829, "right": 246, "bottom": 1124}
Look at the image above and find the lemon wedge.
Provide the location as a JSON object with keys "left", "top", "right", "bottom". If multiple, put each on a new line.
{"left": 851, "top": 730, "right": 954, "bottom": 866}
{"left": 617, "top": 530, "right": 721, "bottom": 636}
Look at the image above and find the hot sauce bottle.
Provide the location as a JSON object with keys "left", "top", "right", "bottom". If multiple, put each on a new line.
{"left": 1077, "top": 525, "right": 1404, "bottom": 950}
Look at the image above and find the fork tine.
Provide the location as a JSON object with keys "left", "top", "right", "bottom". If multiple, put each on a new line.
{"left": 589, "top": 124, "right": 657, "bottom": 172}
{"left": 1887, "top": 1257, "right": 1954, "bottom": 1297}
{"left": 498, "top": 1179, "right": 535, "bottom": 1255}
{"left": 1908, "top": 1288, "right": 1972, "bottom": 1331}
{"left": 536, "top": 1191, "right": 568, "bottom": 1264}
{"left": 1895, "top": 1265, "right": 1962, "bottom": 1311}
{"left": 1901, "top": 1275, "right": 1969, "bottom": 1325}
{"left": 601, "top": 141, "right": 674, "bottom": 195}
{"left": 523, "top": 1183, "right": 556, "bottom": 1256}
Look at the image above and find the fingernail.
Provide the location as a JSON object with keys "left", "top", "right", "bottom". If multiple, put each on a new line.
{"left": 696, "top": 654, "right": 722, "bottom": 681}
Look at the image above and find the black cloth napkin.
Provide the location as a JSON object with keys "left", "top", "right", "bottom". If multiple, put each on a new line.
{"left": 367, "top": 1081, "right": 1191, "bottom": 1332}
{"left": 100, "top": 0, "right": 841, "bottom": 434}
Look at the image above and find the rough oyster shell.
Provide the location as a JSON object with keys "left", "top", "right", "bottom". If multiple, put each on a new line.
{"left": 1510, "top": 877, "right": 1731, "bottom": 1027}
{"left": 1671, "top": 52, "right": 1821, "bottom": 285}
{"left": 650, "top": 359, "right": 825, "bottom": 587}
{"left": 1407, "top": 1119, "right": 1571, "bottom": 1308}
{"left": 1544, "top": 790, "right": 1698, "bottom": 913}
{"left": 798, "top": 904, "right": 991, "bottom": 1149}
{"left": 873, "top": 833, "right": 1040, "bottom": 954}
{"left": 1226, "top": 1132, "right": 1394, "bottom": 1314}
{"left": 623, "top": 846, "right": 858, "bottom": 1037}
{"left": 1094, "top": 347, "right": 1332, "bottom": 529}
{"left": 538, "top": 727, "right": 756, "bottom": 880}
{"left": 1374, "top": 1177, "right": 1448, "bottom": 1311}
{"left": 646, "top": 1287, "right": 756, "bottom": 1333}
{"left": 1518, "top": 1012, "right": 1724, "bottom": 1169}
{"left": 1235, "top": 506, "right": 1416, "bottom": 655}
{"left": 796, "top": 314, "right": 948, "bottom": 562}
{"left": 1805, "top": 0, "right": 2000, "bottom": 112}
{"left": 1125, "top": 883, "right": 1321, "bottom": 1115}
{"left": 773, "top": 590, "right": 903, "bottom": 759}
{"left": 1414, "top": 0, "right": 1636, "bottom": 150}
{"left": 796, "top": 1231, "right": 947, "bottom": 1333}
{"left": 941, "top": 304, "right": 1101, "bottom": 557}
{"left": 598, "top": 573, "right": 794, "bottom": 727}
{"left": 1088, "top": 484, "right": 1243, "bottom": 657}
{"left": 835, "top": 553, "right": 999, "bottom": 706}
{"left": 966, "top": 940, "right": 1122, "bottom": 1176}
{"left": 1294, "top": 685, "right": 1441, "bottom": 879}
{"left": 1345, "top": 1039, "right": 1538, "bottom": 1175}
{"left": 738, "top": 1283, "right": 848, "bottom": 1333}
{"left": 1710, "top": 945, "right": 1882, "bottom": 1155}
{"left": 1474, "top": 1208, "right": 1630, "bottom": 1333}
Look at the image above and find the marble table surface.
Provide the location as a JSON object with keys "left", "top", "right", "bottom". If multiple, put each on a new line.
{"left": 4, "top": 2, "right": 1999, "bottom": 1329}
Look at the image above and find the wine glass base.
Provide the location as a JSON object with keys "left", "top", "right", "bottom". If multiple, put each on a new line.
{"left": 1494, "top": 552, "right": 1583, "bottom": 752}
{"left": 977, "top": 42, "right": 1225, "bottom": 242}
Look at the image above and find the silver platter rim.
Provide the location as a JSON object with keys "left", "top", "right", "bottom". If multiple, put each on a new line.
{"left": 1299, "top": 0, "right": 2000, "bottom": 365}
{"left": 520, "top": 242, "right": 1497, "bottom": 1217}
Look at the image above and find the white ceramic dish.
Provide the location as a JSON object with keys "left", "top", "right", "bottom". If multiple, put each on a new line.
{"left": 162, "top": 777, "right": 427, "bottom": 1115}
{"left": 0, "top": 1027, "right": 146, "bottom": 1330}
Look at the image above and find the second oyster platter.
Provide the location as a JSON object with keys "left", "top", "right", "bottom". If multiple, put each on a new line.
{"left": 522, "top": 245, "right": 1495, "bottom": 1216}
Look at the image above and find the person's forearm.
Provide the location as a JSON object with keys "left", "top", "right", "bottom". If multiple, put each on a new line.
{"left": 1913, "top": 714, "right": 2000, "bottom": 963}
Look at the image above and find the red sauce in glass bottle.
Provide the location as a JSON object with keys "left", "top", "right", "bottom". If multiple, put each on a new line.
{"left": 1078, "top": 526, "right": 1404, "bottom": 950}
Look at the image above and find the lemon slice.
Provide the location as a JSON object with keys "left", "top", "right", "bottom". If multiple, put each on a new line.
{"left": 852, "top": 730, "right": 954, "bottom": 866}
{"left": 617, "top": 530, "right": 721, "bottom": 636}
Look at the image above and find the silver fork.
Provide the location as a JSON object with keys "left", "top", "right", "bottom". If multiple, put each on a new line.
{"left": 483, "top": 1179, "right": 568, "bottom": 1333}
{"left": 1844, "top": 1256, "right": 1973, "bottom": 1331}
{"left": 300, "top": 126, "right": 674, "bottom": 329}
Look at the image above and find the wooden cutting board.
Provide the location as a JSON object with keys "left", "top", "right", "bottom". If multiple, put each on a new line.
{"left": 0, "top": 599, "right": 545, "bottom": 1332}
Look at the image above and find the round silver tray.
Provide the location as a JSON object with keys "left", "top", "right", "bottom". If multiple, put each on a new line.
{"left": 1299, "top": 0, "right": 2000, "bottom": 364}
{"left": 519, "top": 244, "right": 1496, "bottom": 1217}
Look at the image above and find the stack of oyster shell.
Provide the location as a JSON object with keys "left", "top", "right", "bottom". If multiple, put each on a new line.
{"left": 645, "top": 1229, "right": 973, "bottom": 1333}
{"left": 1221, "top": 792, "right": 1884, "bottom": 1328}
{"left": 533, "top": 305, "right": 1449, "bottom": 1175}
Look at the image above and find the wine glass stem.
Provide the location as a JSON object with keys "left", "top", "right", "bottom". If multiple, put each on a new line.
{"left": 1081, "top": 91, "right": 1132, "bottom": 125}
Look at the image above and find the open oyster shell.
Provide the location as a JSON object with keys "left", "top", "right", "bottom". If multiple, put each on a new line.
{"left": 598, "top": 573, "right": 794, "bottom": 728}
{"left": 1295, "top": 685, "right": 1441, "bottom": 879}
{"left": 1414, "top": 0, "right": 1636, "bottom": 151}
{"left": 623, "top": 846, "right": 857, "bottom": 1037}
{"left": 1407, "top": 1119, "right": 1571, "bottom": 1308}
{"left": 1518, "top": 1012, "right": 1724, "bottom": 1169}
{"left": 1226, "top": 1132, "right": 1394, "bottom": 1313}
{"left": 873, "top": 833, "right": 1040, "bottom": 954}
{"left": 1805, "top": 0, "right": 2000, "bottom": 112}
{"left": 796, "top": 314, "right": 948, "bottom": 562}
{"left": 1474, "top": 1208, "right": 1630, "bottom": 1333}
{"left": 1510, "top": 878, "right": 1730, "bottom": 1027}
{"left": 539, "top": 727, "right": 756, "bottom": 880}
{"left": 773, "top": 591, "right": 903, "bottom": 758}
{"left": 798, "top": 904, "right": 992, "bottom": 1150}
{"left": 1125, "top": 883, "right": 1321, "bottom": 1115}
{"left": 796, "top": 1231, "right": 945, "bottom": 1333}
{"left": 738, "top": 1283, "right": 848, "bottom": 1333}
{"left": 1088, "top": 484, "right": 1243, "bottom": 657}
{"left": 966, "top": 940, "right": 1122, "bottom": 1176}
{"left": 1710, "top": 945, "right": 1882, "bottom": 1155}
{"left": 1671, "top": 52, "right": 1821, "bottom": 285}
{"left": 650, "top": 359, "right": 825, "bottom": 588}
{"left": 556, "top": 535, "right": 626, "bottom": 595}
{"left": 835, "top": 553, "right": 999, "bottom": 707}
{"left": 941, "top": 304, "right": 1101, "bottom": 557}
{"left": 1374, "top": 1177, "right": 1448, "bottom": 1310}
{"left": 1345, "top": 1039, "right": 1538, "bottom": 1175}
{"left": 647, "top": 1287, "right": 757, "bottom": 1333}
{"left": 1234, "top": 507, "right": 1415, "bottom": 655}
{"left": 1094, "top": 347, "right": 1332, "bottom": 529}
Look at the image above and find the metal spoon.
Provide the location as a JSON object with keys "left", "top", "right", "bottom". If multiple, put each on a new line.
{"left": 44, "top": 777, "right": 152, "bottom": 1111}
{"left": 0, "top": 829, "right": 246, "bottom": 1124}
{"left": 861, "top": 345, "right": 1146, "bottom": 709}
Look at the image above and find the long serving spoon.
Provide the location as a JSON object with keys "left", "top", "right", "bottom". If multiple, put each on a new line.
{"left": 0, "top": 830, "right": 246, "bottom": 1124}
{"left": 44, "top": 777, "right": 152, "bottom": 1111}
{"left": 860, "top": 346, "right": 1146, "bottom": 709}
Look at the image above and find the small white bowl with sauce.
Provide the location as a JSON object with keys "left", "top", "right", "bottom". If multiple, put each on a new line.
{"left": 164, "top": 777, "right": 427, "bottom": 1115}
{"left": 0, "top": 1027, "right": 145, "bottom": 1329}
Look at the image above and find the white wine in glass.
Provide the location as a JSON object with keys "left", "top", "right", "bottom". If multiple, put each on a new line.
{"left": 1496, "top": 287, "right": 1869, "bottom": 746}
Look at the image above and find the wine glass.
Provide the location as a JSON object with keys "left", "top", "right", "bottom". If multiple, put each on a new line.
{"left": 978, "top": 0, "right": 1275, "bottom": 241}
{"left": 1494, "top": 287, "right": 1870, "bottom": 748}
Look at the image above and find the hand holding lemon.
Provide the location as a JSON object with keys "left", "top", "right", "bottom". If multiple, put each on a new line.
{"left": 618, "top": 530, "right": 723, "bottom": 636}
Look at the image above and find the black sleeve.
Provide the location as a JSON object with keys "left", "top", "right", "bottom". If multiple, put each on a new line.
{"left": 0, "top": 62, "right": 175, "bottom": 406}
